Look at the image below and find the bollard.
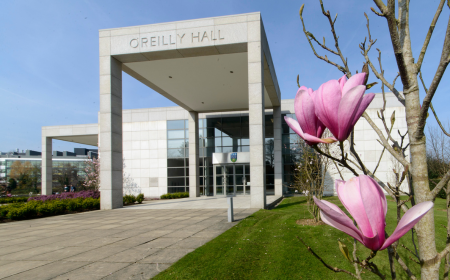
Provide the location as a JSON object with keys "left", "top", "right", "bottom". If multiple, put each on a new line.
{"left": 227, "top": 196, "right": 234, "bottom": 222}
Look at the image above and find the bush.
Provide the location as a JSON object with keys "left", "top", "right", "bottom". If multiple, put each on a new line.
{"left": 0, "top": 197, "right": 100, "bottom": 221}
{"left": 160, "top": 192, "right": 189, "bottom": 199}
{"left": 0, "top": 197, "right": 29, "bottom": 204}
{"left": 136, "top": 193, "right": 144, "bottom": 204}
{"left": 123, "top": 194, "right": 137, "bottom": 205}
{"left": 28, "top": 190, "right": 100, "bottom": 202}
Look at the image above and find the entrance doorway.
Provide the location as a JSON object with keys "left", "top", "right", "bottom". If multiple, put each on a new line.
{"left": 214, "top": 164, "right": 250, "bottom": 196}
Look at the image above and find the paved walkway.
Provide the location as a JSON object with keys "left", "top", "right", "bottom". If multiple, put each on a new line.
{"left": 0, "top": 196, "right": 279, "bottom": 279}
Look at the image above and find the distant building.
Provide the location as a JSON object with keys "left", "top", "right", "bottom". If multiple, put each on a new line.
{"left": 0, "top": 148, "right": 97, "bottom": 189}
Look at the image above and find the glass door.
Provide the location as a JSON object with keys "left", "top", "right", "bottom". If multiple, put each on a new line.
{"left": 225, "top": 165, "right": 235, "bottom": 196}
{"left": 214, "top": 164, "right": 251, "bottom": 196}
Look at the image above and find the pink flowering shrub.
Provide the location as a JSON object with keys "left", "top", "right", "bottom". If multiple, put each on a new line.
{"left": 28, "top": 190, "right": 100, "bottom": 202}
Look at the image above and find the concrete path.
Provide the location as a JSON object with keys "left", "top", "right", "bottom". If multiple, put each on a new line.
{"left": 0, "top": 196, "right": 279, "bottom": 279}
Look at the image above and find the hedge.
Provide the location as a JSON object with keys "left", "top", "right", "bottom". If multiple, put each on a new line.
{"left": 28, "top": 190, "right": 100, "bottom": 202}
{"left": 123, "top": 193, "right": 144, "bottom": 205}
{"left": 0, "top": 197, "right": 29, "bottom": 204}
{"left": 160, "top": 192, "right": 189, "bottom": 199}
{"left": 0, "top": 197, "right": 100, "bottom": 221}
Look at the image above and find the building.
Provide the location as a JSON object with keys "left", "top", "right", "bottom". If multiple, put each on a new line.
{"left": 40, "top": 13, "right": 408, "bottom": 210}
{"left": 0, "top": 148, "right": 97, "bottom": 190}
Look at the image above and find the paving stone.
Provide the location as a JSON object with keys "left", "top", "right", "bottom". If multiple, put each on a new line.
{"left": 64, "top": 244, "right": 129, "bottom": 262}
{"left": 134, "top": 230, "right": 174, "bottom": 239}
{"left": 139, "top": 238, "right": 182, "bottom": 249}
{"left": 72, "top": 237, "right": 127, "bottom": 247}
{"left": 168, "top": 237, "right": 210, "bottom": 249}
{"left": 26, "top": 246, "right": 95, "bottom": 261}
{"left": 2, "top": 260, "right": 89, "bottom": 280}
{"left": 0, "top": 245, "right": 31, "bottom": 256}
{"left": 0, "top": 245, "right": 64, "bottom": 261}
{"left": 102, "top": 263, "right": 171, "bottom": 280}
{"left": 163, "top": 230, "right": 198, "bottom": 238}
{"left": 0, "top": 260, "right": 52, "bottom": 278}
{"left": 107, "top": 237, "right": 157, "bottom": 247}
{"left": 52, "top": 262, "right": 131, "bottom": 280}
{"left": 139, "top": 248, "right": 194, "bottom": 264}
{"left": 192, "top": 230, "right": 223, "bottom": 238}
{"left": 101, "top": 247, "right": 160, "bottom": 263}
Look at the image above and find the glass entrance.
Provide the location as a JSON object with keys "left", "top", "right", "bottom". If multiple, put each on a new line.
{"left": 214, "top": 164, "right": 250, "bottom": 196}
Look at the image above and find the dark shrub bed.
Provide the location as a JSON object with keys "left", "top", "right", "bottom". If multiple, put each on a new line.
{"left": 0, "top": 197, "right": 100, "bottom": 221}
{"left": 0, "top": 197, "right": 29, "bottom": 204}
{"left": 28, "top": 190, "right": 100, "bottom": 202}
{"left": 123, "top": 193, "right": 145, "bottom": 205}
{"left": 160, "top": 192, "right": 189, "bottom": 199}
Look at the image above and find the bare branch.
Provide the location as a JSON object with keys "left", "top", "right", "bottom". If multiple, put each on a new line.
{"left": 415, "top": 17, "right": 450, "bottom": 140}
{"left": 431, "top": 169, "right": 450, "bottom": 199}
{"left": 297, "top": 237, "right": 359, "bottom": 278}
{"left": 362, "top": 112, "right": 410, "bottom": 167}
{"left": 416, "top": 0, "right": 447, "bottom": 72}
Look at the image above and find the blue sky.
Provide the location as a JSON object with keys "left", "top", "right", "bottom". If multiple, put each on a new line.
{"left": 0, "top": 0, "right": 448, "bottom": 152}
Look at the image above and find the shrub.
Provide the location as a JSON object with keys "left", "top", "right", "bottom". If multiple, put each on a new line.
{"left": 123, "top": 194, "right": 137, "bottom": 205}
{"left": 28, "top": 190, "right": 100, "bottom": 202}
{"left": 0, "top": 197, "right": 100, "bottom": 221}
{"left": 160, "top": 192, "right": 189, "bottom": 199}
{"left": 0, "top": 197, "right": 28, "bottom": 204}
{"left": 136, "top": 193, "right": 144, "bottom": 204}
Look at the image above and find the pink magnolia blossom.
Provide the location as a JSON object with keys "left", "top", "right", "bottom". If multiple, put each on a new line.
{"left": 284, "top": 86, "right": 337, "bottom": 146}
{"left": 314, "top": 175, "right": 433, "bottom": 251}
{"left": 314, "top": 73, "right": 375, "bottom": 142}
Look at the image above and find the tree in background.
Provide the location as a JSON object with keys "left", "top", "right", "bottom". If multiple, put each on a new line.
{"left": 53, "top": 163, "right": 79, "bottom": 192}
{"left": 83, "top": 156, "right": 100, "bottom": 191}
{"left": 427, "top": 124, "right": 450, "bottom": 199}
{"left": 9, "top": 161, "right": 33, "bottom": 188}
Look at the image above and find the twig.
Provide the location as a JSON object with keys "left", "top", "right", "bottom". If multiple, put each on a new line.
{"left": 297, "top": 237, "right": 359, "bottom": 278}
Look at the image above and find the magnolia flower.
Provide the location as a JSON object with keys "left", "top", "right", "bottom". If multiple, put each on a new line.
{"left": 314, "top": 175, "right": 433, "bottom": 251}
{"left": 314, "top": 73, "right": 375, "bottom": 142}
{"left": 285, "top": 86, "right": 337, "bottom": 146}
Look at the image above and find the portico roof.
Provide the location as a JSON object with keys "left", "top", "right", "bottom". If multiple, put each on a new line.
{"left": 100, "top": 12, "right": 281, "bottom": 113}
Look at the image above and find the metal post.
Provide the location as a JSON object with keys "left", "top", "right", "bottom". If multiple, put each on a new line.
{"left": 227, "top": 196, "right": 234, "bottom": 222}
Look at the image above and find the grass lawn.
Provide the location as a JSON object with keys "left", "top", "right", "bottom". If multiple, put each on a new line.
{"left": 153, "top": 196, "right": 448, "bottom": 279}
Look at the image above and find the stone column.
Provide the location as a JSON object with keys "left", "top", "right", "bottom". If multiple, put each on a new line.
{"left": 248, "top": 20, "right": 266, "bottom": 209}
{"left": 41, "top": 136, "right": 52, "bottom": 195}
{"left": 273, "top": 106, "right": 283, "bottom": 196}
{"left": 99, "top": 50, "right": 123, "bottom": 209}
{"left": 188, "top": 111, "right": 200, "bottom": 197}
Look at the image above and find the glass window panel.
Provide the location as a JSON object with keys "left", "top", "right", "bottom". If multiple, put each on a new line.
{"left": 216, "top": 166, "right": 223, "bottom": 175}
{"left": 206, "top": 118, "right": 221, "bottom": 128}
{"left": 216, "top": 186, "right": 223, "bottom": 195}
{"left": 241, "top": 127, "right": 249, "bottom": 138}
{"left": 266, "top": 185, "right": 275, "bottom": 195}
{"left": 199, "top": 119, "right": 205, "bottom": 128}
{"left": 185, "top": 119, "right": 189, "bottom": 128}
{"left": 235, "top": 165, "right": 244, "bottom": 174}
{"left": 241, "top": 146, "right": 250, "bottom": 152}
{"left": 241, "top": 138, "right": 250, "bottom": 145}
{"left": 225, "top": 165, "right": 234, "bottom": 174}
{"left": 241, "top": 116, "right": 249, "bottom": 127}
{"left": 215, "top": 137, "right": 221, "bottom": 146}
{"left": 199, "top": 168, "right": 204, "bottom": 176}
{"left": 168, "top": 130, "right": 185, "bottom": 139}
{"left": 245, "top": 165, "right": 250, "bottom": 175}
{"left": 199, "top": 148, "right": 204, "bottom": 157}
{"left": 222, "top": 146, "right": 232, "bottom": 153}
{"left": 205, "top": 167, "right": 213, "bottom": 176}
{"left": 199, "top": 158, "right": 204, "bottom": 167}
{"left": 236, "top": 185, "right": 244, "bottom": 194}
{"left": 207, "top": 176, "right": 213, "bottom": 185}
{"left": 185, "top": 148, "right": 189, "bottom": 157}
{"left": 199, "top": 128, "right": 205, "bottom": 138}
{"left": 168, "top": 139, "right": 186, "bottom": 149}
{"left": 205, "top": 138, "right": 215, "bottom": 147}
{"left": 216, "top": 175, "right": 223, "bottom": 186}
{"left": 167, "top": 148, "right": 185, "bottom": 158}
{"left": 226, "top": 185, "right": 234, "bottom": 195}
{"left": 206, "top": 128, "right": 217, "bottom": 138}
{"left": 167, "top": 120, "right": 185, "bottom": 130}
{"left": 186, "top": 178, "right": 189, "bottom": 186}
{"left": 245, "top": 185, "right": 250, "bottom": 195}
{"left": 266, "top": 164, "right": 275, "bottom": 174}
{"left": 214, "top": 128, "right": 222, "bottom": 137}
{"left": 167, "top": 159, "right": 185, "bottom": 167}
{"left": 168, "top": 187, "right": 186, "bottom": 193}
{"left": 266, "top": 175, "right": 275, "bottom": 185}
{"left": 215, "top": 147, "right": 222, "bottom": 153}
{"left": 222, "top": 137, "right": 233, "bottom": 146}
{"left": 206, "top": 147, "right": 214, "bottom": 157}
{"left": 222, "top": 116, "right": 241, "bottom": 127}
{"left": 284, "top": 164, "right": 296, "bottom": 174}
{"left": 168, "top": 168, "right": 185, "bottom": 177}
{"left": 168, "top": 178, "right": 185, "bottom": 186}
{"left": 225, "top": 128, "right": 241, "bottom": 138}
{"left": 200, "top": 177, "right": 204, "bottom": 186}
{"left": 236, "top": 176, "right": 243, "bottom": 185}
{"left": 186, "top": 168, "right": 189, "bottom": 175}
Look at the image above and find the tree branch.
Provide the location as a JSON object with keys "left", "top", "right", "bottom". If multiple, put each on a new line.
{"left": 416, "top": 0, "right": 447, "bottom": 72}
{"left": 415, "top": 16, "right": 450, "bottom": 140}
{"left": 431, "top": 169, "right": 450, "bottom": 199}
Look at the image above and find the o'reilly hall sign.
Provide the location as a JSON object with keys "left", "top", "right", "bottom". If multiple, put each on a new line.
{"left": 129, "top": 29, "right": 225, "bottom": 49}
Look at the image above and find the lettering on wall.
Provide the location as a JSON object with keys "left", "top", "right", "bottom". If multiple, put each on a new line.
{"left": 129, "top": 30, "right": 224, "bottom": 48}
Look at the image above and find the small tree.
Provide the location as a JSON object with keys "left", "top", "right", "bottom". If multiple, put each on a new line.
{"left": 83, "top": 156, "right": 100, "bottom": 191}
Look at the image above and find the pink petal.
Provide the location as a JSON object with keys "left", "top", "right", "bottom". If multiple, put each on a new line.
{"left": 314, "top": 80, "right": 341, "bottom": 138}
{"left": 284, "top": 117, "right": 306, "bottom": 139}
{"left": 316, "top": 119, "right": 326, "bottom": 138}
{"left": 338, "top": 75, "right": 347, "bottom": 92}
{"left": 337, "top": 85, "right": 365, "bottom": 141}
{"left": 380, "top": 201, "right": 434, "bottom": 250}
{"left": 359, "top": 175, "right": 386, "bottom": 248}
{"left": 336, "top": 177, "right": 374, "bottom": 237}
{"left": 342, "top": 73, "right": 366, "bottom": 96}
{"left": 351, "top": 93, "right": 375, "bottom": 127}
{"left": 314, "top": 197, "right": 363, "bottom": 242}
{"left": 295, "top": 89, "right": 317, "bottom": 136}
{"left": 362, "top": 234, "right": 382, "bottom": 251}
{"left": 284, "top": 117, "right": 336, "bottom": 146}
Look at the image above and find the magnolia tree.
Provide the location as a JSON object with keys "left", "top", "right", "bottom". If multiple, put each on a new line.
{"left": 289, "top": 0, "right": 450, "bottom": 278}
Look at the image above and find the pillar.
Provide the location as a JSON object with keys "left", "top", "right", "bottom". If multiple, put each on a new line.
{"left": 273, "top": 106, "right": 283, "bottom": 196}
{"left": 41, "top": 136, "right": 52, "bottom": 195}
{"left": 99, "top": 52, "right": 123, "bottom": 209}
{"left": 248, "top": 20, "right": 266, "bottom": 209}
{"left": 188, "top": 111, "right": 200, "bottom": 197}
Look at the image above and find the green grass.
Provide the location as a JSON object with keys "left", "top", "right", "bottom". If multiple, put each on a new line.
{"left": 153, "top": 196, "right": 448, "bottom": 279}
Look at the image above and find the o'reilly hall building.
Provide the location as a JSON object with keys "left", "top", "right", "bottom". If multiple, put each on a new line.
{"left": 41, "top": 13, "right": 407, "bottom": 210}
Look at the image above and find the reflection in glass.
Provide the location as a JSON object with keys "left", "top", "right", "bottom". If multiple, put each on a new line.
{"left": 167, "top": 148, "right": 185, "bottom": 158}
{"left": 167, "top": 120, "right": 185, "bottom": 130}
{"left": 168, "top": 130, "right": 185, "bottom": 139}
